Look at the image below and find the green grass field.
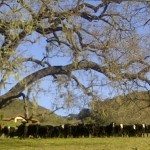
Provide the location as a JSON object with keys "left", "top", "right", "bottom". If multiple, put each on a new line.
{"left": 0, "top": 137, "right": 150, "bottom": 150}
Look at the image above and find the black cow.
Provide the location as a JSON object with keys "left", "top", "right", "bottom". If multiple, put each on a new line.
{"left": 1, "top": 126, "right": 16, "bottom": 137}
{"left": 145, "top": 124, "right": 150, "bottom": 137}
{"left": 122, "top": 124, "right": 136, "bottom": 137}
{"left": 9, "top": 127, "right": 17, "bottom": 137}
{"left": 98, "top": 125, "right": 106, "bottom": 137}
{"left": 16, "top": 123, "right": 28, "bottom": 138}
{"left": 135, "top": 124, "right": 146, "bottom": 137}
{"left": 27, "top": 124, "right": 39, "bottom": 138}
{"left": 113, "top": 124, "right": 124, "bottom": 137}
{"left": 90, "top": 124, "right": 103, "bottom": 137}
{"left": 77, "top": 123, "right": 88, "bottom": 137}
{"left": 69, "top": 125, "right": 80, "bottom": 138}
{"left": 2, "top": 126, "right": 10, "bottom": 137}
{"left": 63, "top": 124, "right": 73, "bottom": 138}
{"left": 38, "top": 125, "right": 48, "bottom": 138}
{"left": 51, "top": 125, "right": 62, "bottom": 138}
{"left": 46, "top": 125, "right": 54, "bottom": 138}
{"left": 105, "top": 122, "right": 116, "bottom": 137}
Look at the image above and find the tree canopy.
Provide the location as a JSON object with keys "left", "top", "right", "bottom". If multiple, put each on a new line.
{"left": 0, "top": 0, "right": 150, "bottom": 111}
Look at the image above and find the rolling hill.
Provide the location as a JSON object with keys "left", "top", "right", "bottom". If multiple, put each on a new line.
{"left": 0, "top": 99, "right": 67, "bottom": 126}
{"left": 1, "top": 91, "right": 150, "bottom": 126}
{"left": 91, "top": 91, "right": 150, "bottom": 124}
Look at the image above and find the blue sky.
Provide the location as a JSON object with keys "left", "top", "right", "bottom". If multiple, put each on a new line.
{"left": 1, "top": 0, "right": 150, "bottom": 116}
{"left": 20, "top": 2, "right": 149, "bottom": 116}
{"left": 15, "top": 32, "right": 115, "bottom": 116}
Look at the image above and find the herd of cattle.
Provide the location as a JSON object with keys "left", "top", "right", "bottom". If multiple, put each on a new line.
{"left": 0, "top": 123, "right": 150, "bottom": 138}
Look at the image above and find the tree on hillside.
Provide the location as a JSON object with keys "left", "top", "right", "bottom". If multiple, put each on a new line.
{"left": 0, "top": 0, "right": 150, "bottom": 111}
{"left": 78, "top": 108, "right": 91, "bottom": 120}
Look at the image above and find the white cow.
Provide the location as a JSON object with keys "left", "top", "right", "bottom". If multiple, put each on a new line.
{"left": 14, "top": 116, "right": 27, "bottom": 123}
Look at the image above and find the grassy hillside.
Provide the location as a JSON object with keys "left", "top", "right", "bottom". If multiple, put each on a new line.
{"left": 91, "top": 91, "right": 150, "bottom": 124}
{"left": 0, "top": 99, "right": 67, "bottom": 126}
{"left": 1, "top": 91, "right": 150, "bottom": 126}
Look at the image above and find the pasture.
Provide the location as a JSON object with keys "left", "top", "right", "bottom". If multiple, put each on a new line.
{"left": 0, "top": 137, "right": 150, "bottom": 150}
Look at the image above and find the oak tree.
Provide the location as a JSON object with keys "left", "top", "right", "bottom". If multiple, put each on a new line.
{"left": 0, "top": 0, "right": 150, "bottom": 111}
